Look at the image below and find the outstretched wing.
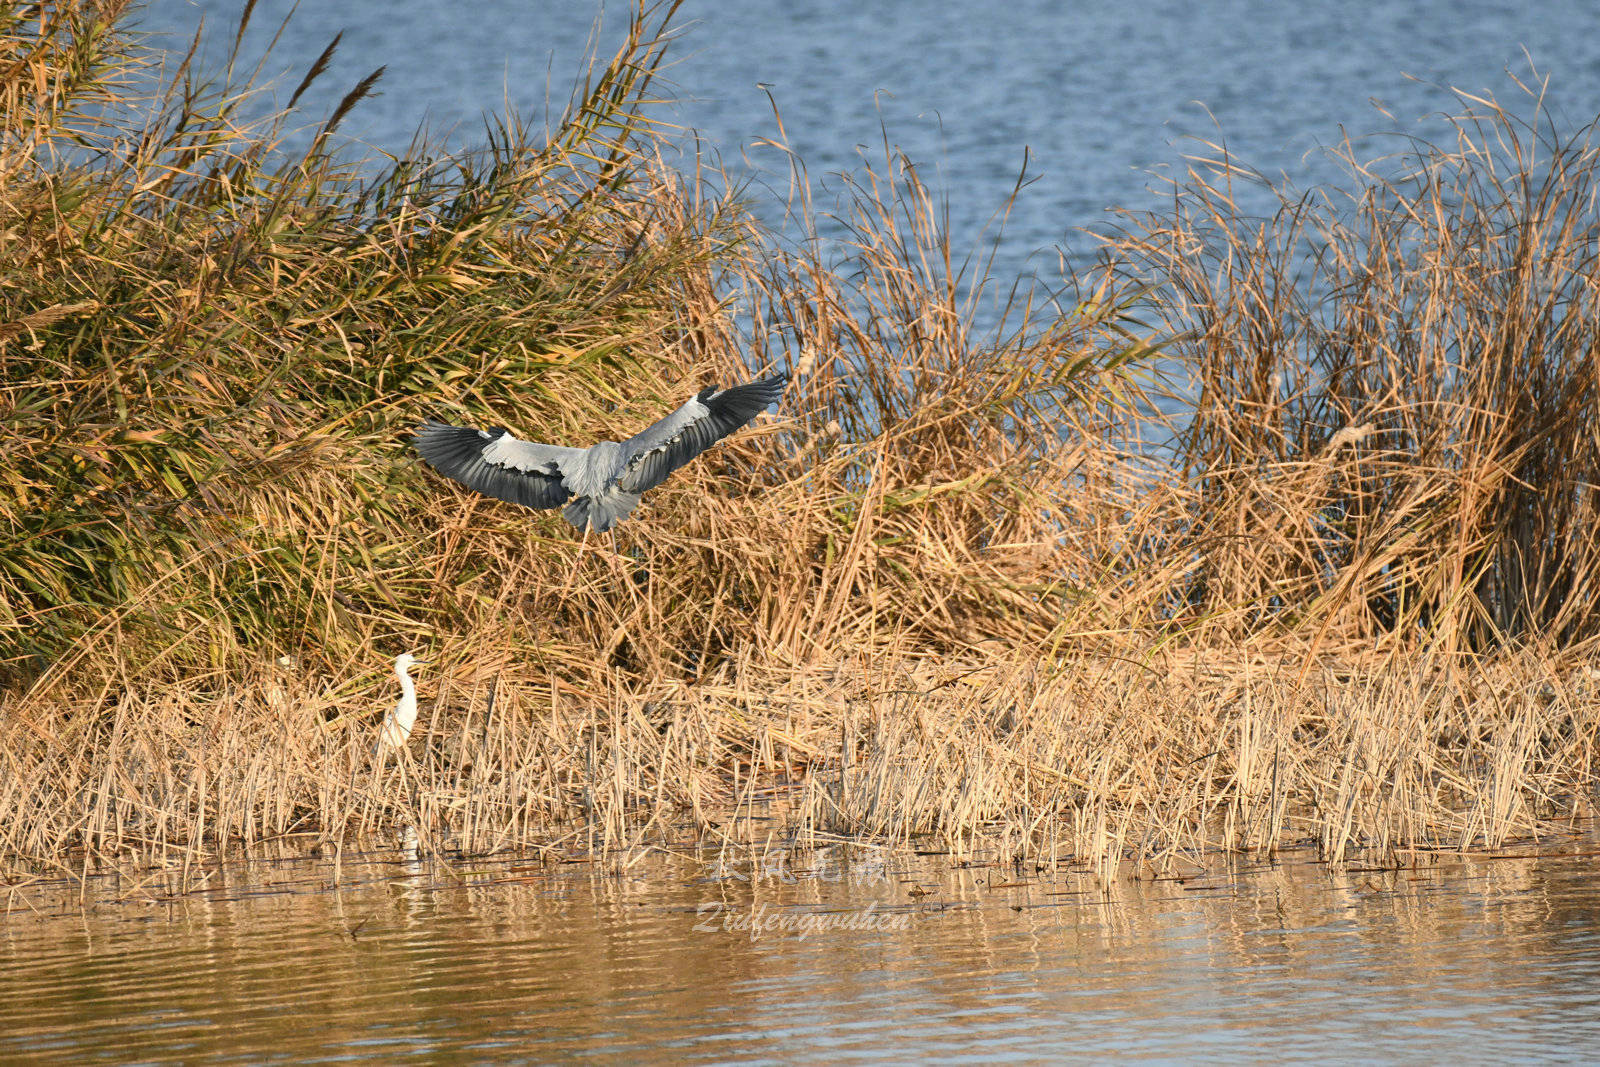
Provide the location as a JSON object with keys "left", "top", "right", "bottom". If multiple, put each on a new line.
{"left": 412, "top": 421, "right": 585, "bottom": 511}
{"left": 617, "top": 374, "right": 787, "bottom": 494}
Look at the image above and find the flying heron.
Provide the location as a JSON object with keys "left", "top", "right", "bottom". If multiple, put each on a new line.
{"left": 411, "top": 374, "right": 787, "bottom": 532}
{"left": 376, "top": 652, "right": 424, "bottom": 750}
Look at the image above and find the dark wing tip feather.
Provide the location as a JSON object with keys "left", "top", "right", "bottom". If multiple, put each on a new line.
{"left": 619, "top": 374, "right": 788, "bottom": 494}
{"left": 704, "top": 373, "right": 789, "bottom": 424}
{"left": 412, "top": 421, "right": 569, "bottom": 512}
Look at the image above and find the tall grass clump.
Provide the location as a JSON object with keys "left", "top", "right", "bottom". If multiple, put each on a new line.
{"left": 1106, "top": 81, "right": 1600, "bottom": 656}
{"left": 729, "top": 144, "right": 1168, "bottom": 657}
{"left": 2, "top": 0, "right": 1152, "bottom": 694}
{"left": 0, "top": 0, "right": 762, "bottom": 690}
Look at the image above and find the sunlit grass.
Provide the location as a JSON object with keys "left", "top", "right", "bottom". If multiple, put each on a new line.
{"left": 1, "top": 1, "right": 1597, "bottom": 876}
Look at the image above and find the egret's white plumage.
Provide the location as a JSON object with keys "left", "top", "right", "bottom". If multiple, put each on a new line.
{"left": 411, "top": 374, "right": 788, "bottom": 532}
{"left": 376, "top": 652, "right": 422, "bottom": 750}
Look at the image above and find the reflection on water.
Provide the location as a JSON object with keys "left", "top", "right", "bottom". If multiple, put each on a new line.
{"left": 4, "top": 840, "right": 1600, "bottom": 1061}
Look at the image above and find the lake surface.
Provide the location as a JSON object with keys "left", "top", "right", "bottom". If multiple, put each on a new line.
{"left": 137, "top": 0, "right": 1600, "bottom": 287}
{"left": 5, "top": 839, "right": 1600, "bottom": 1061}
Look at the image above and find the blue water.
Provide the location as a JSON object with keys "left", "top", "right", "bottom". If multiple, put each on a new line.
{"left": 138, "top": 0, "right": 1600, "bottom": 286}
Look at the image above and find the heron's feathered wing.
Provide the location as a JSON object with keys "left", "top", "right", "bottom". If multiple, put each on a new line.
{"left": 411, "top": 421, "right": 583, "bottom": 511}
{"left": 618, "top": 374, "right": 788, "bottom": 494}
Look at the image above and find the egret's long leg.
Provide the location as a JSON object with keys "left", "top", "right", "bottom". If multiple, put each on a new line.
{"left": 365, "top": 742, "right": 394, "bottom": 837}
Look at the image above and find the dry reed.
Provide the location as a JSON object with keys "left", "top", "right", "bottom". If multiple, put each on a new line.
{"left": 2, "top": 2, "right": 1598, "bottom": 878}
{"left": 4, "top": 647, "right": 1595, "bottom": 881}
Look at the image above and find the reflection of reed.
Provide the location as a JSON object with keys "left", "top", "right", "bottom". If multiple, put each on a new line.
{"left": 5, "top": 844, "right": 1597, "bottom": 1062}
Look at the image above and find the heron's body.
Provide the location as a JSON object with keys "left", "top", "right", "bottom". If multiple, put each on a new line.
{"left": 376, "top": 653, "right": 420, "bottom": 750}
{"left": 412, "top": 375, "right": 787, "bottom": 532}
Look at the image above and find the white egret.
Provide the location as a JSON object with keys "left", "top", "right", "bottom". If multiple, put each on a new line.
{"left": 411, "top": 374, "right": 787, "bottom": 532}
{"left": 376, "top": 653, "right": 425, "bottom": 750}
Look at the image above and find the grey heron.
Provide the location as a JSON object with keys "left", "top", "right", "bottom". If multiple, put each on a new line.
{"left": 411, "top": 374, "right": 788, "bottom": 532}
{"left": 376, "top": 652, "right": 423, "bottom": 750}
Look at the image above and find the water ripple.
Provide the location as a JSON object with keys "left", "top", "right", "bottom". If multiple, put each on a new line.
{"left": 5, "top": 845, "right": 1600, "bottom": 1061}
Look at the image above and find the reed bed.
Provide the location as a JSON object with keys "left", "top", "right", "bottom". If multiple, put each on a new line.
{"left": 5, "top": 648, "right": 1595, "bottom": 880}
{"left": 2, "top": 1, "right": 1599, "bottom": 876}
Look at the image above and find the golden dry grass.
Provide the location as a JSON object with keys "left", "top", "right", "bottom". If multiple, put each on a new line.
{"left": 1100, "top": 79, "right": 1600, "bottom": 652}
{"left": 3, "top": 2, "right": 1600, "bottom": 877}
{"left": 5, "top": 645, "right": 1596, "bottom": 881}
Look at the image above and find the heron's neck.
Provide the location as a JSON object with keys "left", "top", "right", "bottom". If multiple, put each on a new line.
{"left": 395, "top": 664, "right": 416, "bottom": 699}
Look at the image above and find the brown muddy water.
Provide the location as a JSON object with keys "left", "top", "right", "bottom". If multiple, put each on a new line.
{"left": 4, "top": 836, "right": 1600, "bottom": 1062}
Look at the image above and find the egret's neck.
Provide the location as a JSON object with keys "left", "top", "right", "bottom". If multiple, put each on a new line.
{"left": 395, "top": 663, "right": 416, "bottom": 698}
